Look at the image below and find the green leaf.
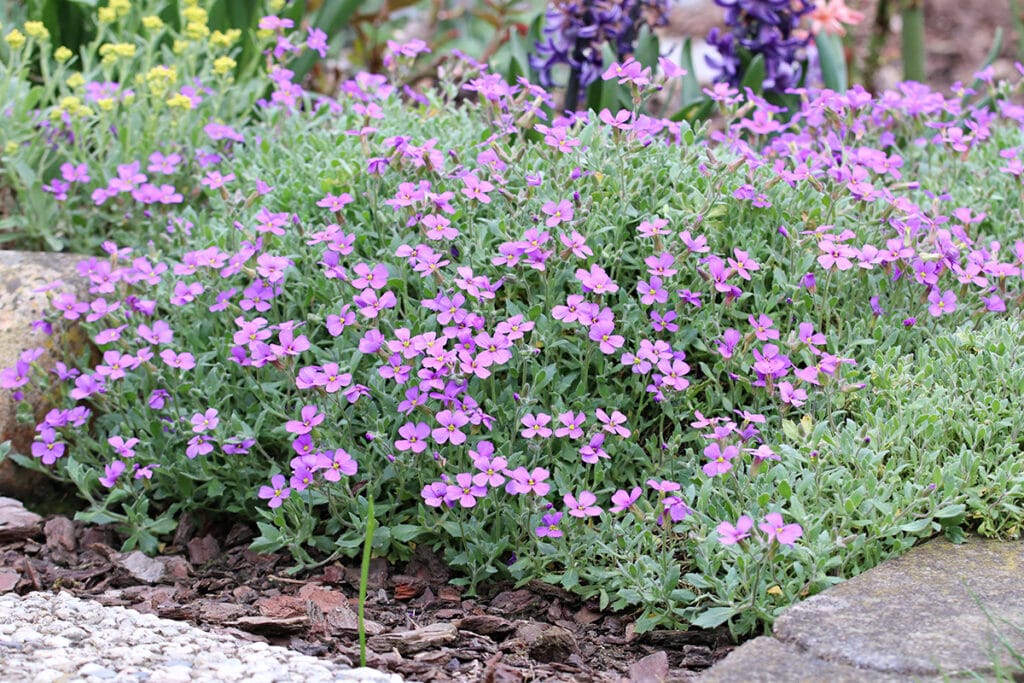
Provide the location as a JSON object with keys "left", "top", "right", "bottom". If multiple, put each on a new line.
{"left": 75, "top": 509, "right": 121, "bottom": 526}
{"left": 898, "top": 518, "right": 932, "bottom": 533}
{"left": 632, "top": 610, "right": 664, "bottom": 634}
{"left": 390, "top": 524, "right": 424, "bottom": 542}
{"left": 814, "top": 32, "right": 848, "bottom": 92}
{"left": 691, "top": 606, "right": 737, "bottom": 629}
{"left": 934, "top": 504, "right": 966, "bottom": 520}
{"left": 740, "top": 54, "right": 766, "bottom": 94}
{"left": 677, "top": 38, "right": 703, "bottom": 107}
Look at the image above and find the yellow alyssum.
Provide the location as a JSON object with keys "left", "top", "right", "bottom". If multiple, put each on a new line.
{"left": 54, "top": 46, "right": 73, "bottom": 62}
{"left": 67, "top": 72, "right": 85, "bottom": 88}
{"left": 4, "top": 29, "right": 26, "bottom": 50}
{"left": 213, "top": 56, "right": 236, "bottom": 76}
{"left": 166, "top": 93, "right": 194, "bottom": 110}
{"left": 99, "top": 42, "right": 136, "bottom": 65}
{"left": 53, "top": 95, "right": 94, "bottom": 119}
{"left": 144, "top": 64, "right": 177, "bottom": 96}
{"left": 184, "top": 21, "right": 209, "bottom": 40}
{"left": 109, "top": 0, "right": 131, "bottom": 17}
{"left": 210, "top": 29, "right": 241, "bottom": 48}
{"left": 142, "top": 15, "right": 164, "bottom": 30}
{"left": 181, "top": 6, "right": 208, "bottom": 24}
{"left": 23, "top": 22, "right": 50, "bottom": 41}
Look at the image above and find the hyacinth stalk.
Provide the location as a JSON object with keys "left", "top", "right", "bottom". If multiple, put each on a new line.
{"left": 530, "top": 0, "right": 671, "bottom": 109}
{"left": 706, "top": 0, "right": 816, "bottom": 95}
{"left": 900, "top": 0, "right": 926, "bottom": 82}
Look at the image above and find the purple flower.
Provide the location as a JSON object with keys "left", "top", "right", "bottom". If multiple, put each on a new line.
{"left": 564, "top": 490, "right": 602, "bottom": 518}
{"left": 186, "top": 435, "right": 214, "bottom": 459}
{"left": 521, "top": 413, "right": 553, "bottom": 439}
{"left": 432, "top": 409, "right": 469, "bottom": 445}
{"left": 589, "top": 321, "right": 625, "bottom": 355}
{"left": 108, "top": 435, "right": 139, "bottom": 458}
{"left": 285, "top": 405, "right": 324, "bottom": 435}
{"left": 32, "top": 428, "right": 65, "bottom": 465}
{"left": 395, "top": 421, "right": 430, "bottom": 453}
{"left": 445, "top": 472, "right": 488, "bottom": 508}
{"left": 472, "top": 454, "right": 508, "bottom": 487}
{"left": 702, "top": 442, "right": 739, "bottom": 477}
{"left": 191, "top": 408, "right": 219, "bottom": 433}
{"left": 717, "top": 515, "right": 754, "bottom": 545}
{"left": 554, "top": 411, "right": 586, "bottom": 439}
{"left": 535, "top": 511, "right": 564, "bottom": 538}
{"left": 421, "top": 481, "right": 449, "bottom": 507}
{"left": 160, "top": 349, "right": 196, "bottom": 370}
{"left": 662, "top": 496, "right": 694, "bottom": 523}
{"left": 99, "top": 460, "right": 126, "bottom": 488}
{"left": 306, "top": 27, "right": 328, "bottom": 58}
{"left": 927, "top": 288, "right": 957, "bottom": 317}
{"left": 322, "top": 449, "right": 358, "bottom": 481}
{"left": 506, "top": 466, "right": 551, "bottom": 496}
{"left": 759, "top": 512, "right": 803, "bottom": 546}
{"left": 609, "top": 486, "right": 642, "bottom": 512}
{"left": 258, "top": 474, "right": 291, "bottom": 509}
{"left": 148, "top": 389, "right": 170, "bottom": 410}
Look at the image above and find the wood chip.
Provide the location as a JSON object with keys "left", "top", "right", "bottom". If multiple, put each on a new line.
{"left": 368, "top": 622, "right": 459, "bottom": 654}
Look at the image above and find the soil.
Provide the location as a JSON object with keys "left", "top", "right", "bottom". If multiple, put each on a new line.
{"left": 0, "top": 509, "right": 734, "bottom": 682}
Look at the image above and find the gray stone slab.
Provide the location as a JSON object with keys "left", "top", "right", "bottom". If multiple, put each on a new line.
{"left": 0, "top": 250, "right": 86, "bottom": 499}
{"left": 772, "top": 536, "right": 1024, "bottom": 677}
{"left": 700, "top": 636, "right": 926, "bottom": 683}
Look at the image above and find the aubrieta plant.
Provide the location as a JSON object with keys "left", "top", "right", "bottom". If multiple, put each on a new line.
{"left": 3, "top": 0, "right": 1024, "bottom": 638}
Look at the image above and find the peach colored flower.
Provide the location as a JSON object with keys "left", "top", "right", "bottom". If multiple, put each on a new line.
{"left": 810, "top": 0, "right": 865, "bottom": 36}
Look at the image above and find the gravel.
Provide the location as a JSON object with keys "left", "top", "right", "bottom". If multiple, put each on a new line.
{"left": 0, "top": 591, "right": 403, "bottom": 683}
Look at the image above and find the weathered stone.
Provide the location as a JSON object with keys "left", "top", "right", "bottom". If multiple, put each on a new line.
{"left": 0, "top": 496, "right": 43, "bottom": 542}
{"left": 773, "top": 537, "right": 1024, "bottom": 677}
{"left": 629, "top": 650, "right": 669, "bottom": 683}
{"left": 0, "top": 570, "right": 20, "bottom": 592}
{"left": 117, "top": 551, "right": 166, "bottom": 584}
{"left": 0, "top": 250, "right": 87, "bottom": 501}
{"left": 700, "top": 637, "right": 921, "bottom": 683}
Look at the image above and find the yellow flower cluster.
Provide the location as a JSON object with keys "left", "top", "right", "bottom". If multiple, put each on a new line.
{"left": 99, "top": 42, "right": 136, "bottom": 65}
{"left": 182, "top": 6, "right": 209, "bottom": 40}
{"left": 213, "top": 56, "right": 236, "bottom": 76}
{"left": 166, "top": 93, "right": 194, "bottom": 110}
{"left": 67, "top": 72, "right": 85, "bottom": 88}
{"left": 144, "top": 65, "right": 178, "bottom": 97}
{"left": 210, "top": 29, "right": 242, "bottom": 48}
{"left": 52, "top": 96, "right": 94, "bottom": 120}
{"left": 4, "top": 29, "right": 26, "bottom": 50}
{"left": 54, "top": 46, "right": 73, "bottom": 62}
{"left": 23, "top": 22, "right": 50, "bottom": 41}
{"left": 142, "top": 15, "right": 164, "bottom": 30}
{"left": 98, "top": 0, "right": 130, "bottom": 23}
